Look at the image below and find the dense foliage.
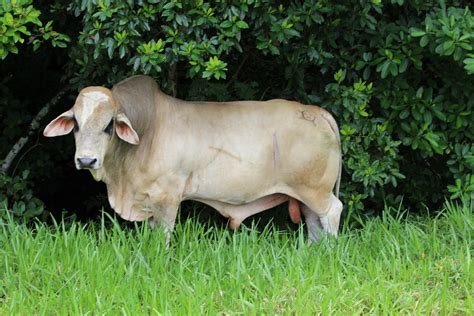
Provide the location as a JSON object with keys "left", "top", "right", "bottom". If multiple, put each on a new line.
{"left": 1, "top": 0, "right": 473, "bottom": 221}
{"left": 0, "top": 0, "right": 69, "bottom": 59}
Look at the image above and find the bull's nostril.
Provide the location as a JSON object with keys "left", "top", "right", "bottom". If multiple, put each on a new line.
{"left": 77, "top": 157, "right": 97, "bottom": 169}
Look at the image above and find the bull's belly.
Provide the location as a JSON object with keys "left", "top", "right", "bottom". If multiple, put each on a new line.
{"left": 183, "top": 165, "right": 288, "bottom": 204}
{"left": 194, "top": 193, "right": 289, "bottom": 227}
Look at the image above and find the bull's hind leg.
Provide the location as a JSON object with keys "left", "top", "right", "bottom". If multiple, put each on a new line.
{"left": 319, "top": 194, "right": 343, "bottom": 237}
{"left": 301, "top": 204, "right": 324, "bottom": 243}
{"left": 300, "top": 193, "right": 343, "bottom": 243}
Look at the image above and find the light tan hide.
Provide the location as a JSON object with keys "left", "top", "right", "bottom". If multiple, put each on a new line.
{"left": 44, "top": 75, "right": 343, "bottom": 243}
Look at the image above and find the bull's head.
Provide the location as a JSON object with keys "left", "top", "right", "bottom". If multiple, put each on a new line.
{"left": 43, "top": 87, "right": 139, "bottom": 171}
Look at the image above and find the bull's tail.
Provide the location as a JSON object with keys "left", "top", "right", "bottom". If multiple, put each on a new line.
{"left": 335, "top": 152, "right": 341, "bottom": 199}
{"left": 320, "top": 111, "right": 342, "bottom": 199}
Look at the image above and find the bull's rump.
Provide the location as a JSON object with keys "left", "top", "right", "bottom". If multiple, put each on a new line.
{"left": 175, "top": 99, "right": 340, "bottom": 203}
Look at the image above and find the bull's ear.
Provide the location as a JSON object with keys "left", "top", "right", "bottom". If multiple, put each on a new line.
{"left": 115, "top": 113, "right": 139, "bottom": 145}
{"left": 43, "top": 110, "right": 75, "bottom": 137}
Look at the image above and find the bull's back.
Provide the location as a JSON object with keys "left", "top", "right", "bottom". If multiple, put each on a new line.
{"left": 184, "top": 99, "right": 338, "bottom": 158}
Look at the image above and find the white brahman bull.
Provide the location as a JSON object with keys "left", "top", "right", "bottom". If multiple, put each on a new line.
{"left": 44, "top": 75, "right": 343, "bottom": 243}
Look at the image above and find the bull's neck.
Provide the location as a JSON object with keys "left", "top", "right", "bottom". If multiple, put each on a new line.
{"left": 89, "top": 168, "right": 106, "bottom": 182}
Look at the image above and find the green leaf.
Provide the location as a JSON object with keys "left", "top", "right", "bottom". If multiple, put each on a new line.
{"left": 175, "top": 15, "right": 188, "bottom": 27}
{"left": 236, "top": 21, "right": 249, "bottom": 29}
{"left": 463, "top": 58, "right": 474, "bottom": 74}
{"left": 355, "top": 60, "right": 365, "bottom": 71}
{"left": 286, "top": 29, "right": 300, "bottom": 37}
{"left": 131, "top": 57, "right": 140, "bottom": 71}
{"left": 363, "top": 67, "right": 370, "bottom": 80}
{"left": 399, "top": 110, "right": 409, "bottom": 119}
{"left": 33, "top": 41, "right": 41, "bottom": 51}
{"left": 3, "top": 12, "right": 14, "bottom": 25}
{"left": 380, "top": 61, "right": 390, "bottom": 79}
{"left": 442, "top": 40, "right": 454, "bottom": 51}
{"left": 416, "top": 87, "right": 423, "bottom": 98}
{"left": 411, "top": 108, "right": 421, "bottom": 121}
{"left": 105, "top": 37, "right": 115, "bottom": 59}
{"left": 56, "top": 41, "right": 67, "bottom": 48}
{"left": 8, "top": 45, "right": 18, "bottom": 54}
{"left": 334, "top": 69, "right": 346, "bottom": 83}
{"left": 423, "top": 111, "right": 432, "bottom": 125}
{"left": 425, "top": 133, "right": 444, "bottom": 154}
{"left": 399, "top": 59, "right": 409, "bottom": 73}
{"left": 163, "top": 2, "right": 175, "bottom": 10}
{"left": 419, "top": 35, "right": 429, "bottom": 47}
{"left": 220, "top": 20, "right": 232, "bottom": 28}
{"left": 119, "top": 46, "right": 126, "bottom": 59}
{"left": 389, "top": 63, "right": 398, "bottom": 76}
{"left": 409, "top": 28, "right": 426, "bottom": 37}
{"left": 433, "top": 109, "right": 446, "bottom": 121}
{"left": 459, "top": 42, "right": 472, "bottom": 50}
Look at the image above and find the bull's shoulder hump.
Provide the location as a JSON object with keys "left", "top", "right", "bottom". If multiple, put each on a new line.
{"left": 112, "top": 75, "right": 158, "bottom": 92}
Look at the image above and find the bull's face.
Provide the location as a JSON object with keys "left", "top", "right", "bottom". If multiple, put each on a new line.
{"left": 44, "top": 87, "right": 139, "bottom": 170}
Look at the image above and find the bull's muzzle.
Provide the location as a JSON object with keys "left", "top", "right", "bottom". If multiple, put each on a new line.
{"left": 76, "top": 157, "right": 98, "bottom": 169}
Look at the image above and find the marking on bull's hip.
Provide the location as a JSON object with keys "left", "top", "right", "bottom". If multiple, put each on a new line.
{"left": 208, "top": 146, "right": 242, "bottom": 162}
{"left": 297, "top": 110, "right": 317, "bottom": 125}
{"left": 184, "top": 171, "right": 193, "bottom": 193}
{"left": 272, "top": 132, "right": 280, "bottom": 168}
{"left": 184, "top": 171, "right": 199, "bottom": 194}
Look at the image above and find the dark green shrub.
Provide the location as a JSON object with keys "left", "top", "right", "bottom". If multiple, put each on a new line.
{"left": 0, "top": 0, "right": 69, "bottom": 59}
{"left": 0, "top": 170, "right": 45, "bottom": 221}
{"left": 1, "top": 0, "right": 473, "bottom": 220}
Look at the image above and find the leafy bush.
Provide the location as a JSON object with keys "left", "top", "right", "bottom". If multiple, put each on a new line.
{"left": 1, "top": 0, "right": 473, "bottom": 219}
{"left": 0, "top": 170, "right": 45, "bottom": 222}
{"left": 0, "top": 0, "right": 69, "bottom": 59}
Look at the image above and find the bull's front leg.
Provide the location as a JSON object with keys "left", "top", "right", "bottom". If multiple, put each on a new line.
{"left": 150, "top": 198, "right": 181, "bottom": 245}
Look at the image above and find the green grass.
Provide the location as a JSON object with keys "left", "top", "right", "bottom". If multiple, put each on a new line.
{"left": 0, "top": 203, "right": 472, "bottom": 315}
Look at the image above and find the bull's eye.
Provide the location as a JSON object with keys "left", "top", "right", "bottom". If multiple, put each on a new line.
{"left": 73, "top": 117, "right": 79, "bottom": 133}
{"left": 104, "top": 119, "right": 113, "bottom": 135}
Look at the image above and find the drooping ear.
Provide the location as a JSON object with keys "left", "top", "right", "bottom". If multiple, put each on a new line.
{"left": 115, "top": 112, "right": 140, "bottom": 145}
{"left": 43, "top": 110, "right": 75, "bottom": 137}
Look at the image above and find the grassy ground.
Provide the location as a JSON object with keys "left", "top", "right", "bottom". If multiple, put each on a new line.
{"left": 0, "top": 203, "right": 472, "bottom": 315}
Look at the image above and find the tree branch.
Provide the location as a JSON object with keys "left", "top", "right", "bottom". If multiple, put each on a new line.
{"left": 1, "top": 88, "right": 68, "bottom": 175}
{"left": 168, "top": 62, "right": 178, "bottom": 97}
{"left": 226, "top": 52, "right": 249, "bottom": 88}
